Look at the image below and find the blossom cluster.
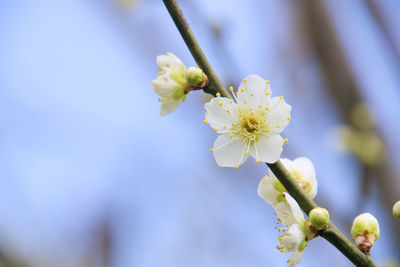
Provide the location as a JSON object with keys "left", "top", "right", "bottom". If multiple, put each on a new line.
{"left": 258, "top": 157, "right": 318, "bottom": 266}
{"left": 152, "top": 54, "right": 382, "bottom": 266}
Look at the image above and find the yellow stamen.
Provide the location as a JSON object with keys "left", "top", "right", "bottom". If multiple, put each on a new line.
{"left": 280, "top": 96, "right": 283, "bottom": 99}
{"left": 244, "top": 151, "right": 249, "bottom": 155}
{"left": 209, "top": 148, "right": 213, "bottom": 152}
{"left": 219, "top": 102, "right": 223, "bottom": 106}
{"left": 203, "top": 120, "right": 208, "bottom": 124}
{"left": 235, "top": 165, "right": 239, "bottom": 169}
{"left": 256, "top": 160, "right": 260, "bottom": 163}
{"left": 243, "top": 78, "right": 247, "bottom": 83}
{"left": 287, "top": 117, "right": 291, "bottom": 121}
{"left": 284, "top": 138, "right": 289, "bottom": 143}
{"left": 266, "top": 80, "right": 270, "bottom": 84}
{"left": 241, "top": 88, "right": 245, "bottom": 92}
{"left": 229, "top": 86, "right": 234, "bottom": 91}
{"left": 216, "top": 92, "right": 221, "bottom": 97}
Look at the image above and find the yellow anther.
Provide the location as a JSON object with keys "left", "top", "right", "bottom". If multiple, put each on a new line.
{"left": 241, "top": 88, "right": 245, "bottom": 92}
{"left": 158, "top": 98, "right": 164, "bottom": 102}
{"left": 209, "top": 148, "right": 214, "bottom": 152}
{"left": 214, "top": 128, "right": 218, "bottom": 132}
{"left": 280, "top": 96, "right": 283, "bottom": 99}
{"left": 250, "top": 93, "right": 254, "bottom": 96}
{"left": 229, "top": 86, "right": 234, "bottom": 91}
{"left": 157, "top": 72, "right": 161, "bottom": 76}
{"left": 230, "top": 101, "right": 233, "bottom": 104}
{"left": 265, "top": 107, "right": 270, "bottom": 111}
{"left": 244, "top": 101, "right": 248, "bottom": 104}
{"left": 258, "top": 105, "right": 262, "bottom": 108}
{"left": 224, "top": 126, "right": 226, "bottom": 129}
{"left": 235, "top": 92, "right": 238, "bottom": 96}
{"left": 266, "top": 80, "right": 270, "bottom": 84}
{"left": 256, "top": 160, "right": 260, "bottom": 163}
{"left": 216, "top": 92, "right": 221, "bottom": 97}
{"left": 266, "top": 92, "right": 270, "bottom": 96}
{"left": 243, "top": 78, "right": 247, "bottom": 83}
{"left": 203, "top": 120, "right": 208, "bottom": 124}
{"left": 284, "top": 138, "right": 289, "bottom": 143}
{"left": 276, "top": 125, "right": 281, "bottom": 128}
{"left": 287, "top": 117, "right": 291, "bottom": 121}
{"left": 235, "top": 165, "right": 239, "bottom": 169}
{"left": 244, "top": 151, "right": 249, "bottom": 155}
{"left": 219, "top": 102, "right": 223, "bottom": 106}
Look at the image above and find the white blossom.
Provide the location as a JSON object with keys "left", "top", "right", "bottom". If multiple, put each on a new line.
{"left": 276, "top": 193, "right": 308, "bottom": 267}
{"left": 152, "top": 53, "right": 188, "bottom": 115}
{"left": 204, "top": 75, "right": 291, "bottom": 168}
{"left": 258, "top": 157, "right": 317, "bottom": 207}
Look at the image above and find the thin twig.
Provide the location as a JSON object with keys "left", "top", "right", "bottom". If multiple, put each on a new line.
{"left": 162, "top": 0, "right": 230, "bottom": 98}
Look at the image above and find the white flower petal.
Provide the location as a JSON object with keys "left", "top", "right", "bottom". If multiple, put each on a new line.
{"left": 282, "top": 224, "right": 305, "bottom": 251}
{"left": 160, "top": 97, "right": 183, "bottom": 116}
{"left": 283, "top": 193, "right": 304, "bottom": 223}
{"left": 205, "top": 97, "right": 236, "bottom": 133}
{"left": 152, "top": 78, "right": 181, "bottom": 98}
{"left": 287, "top": 248, "right": 305, "bottom": 267}
{"left": 157, "top": 53, "right": 185, "bottom": 71}
{"left": 250, "top": 134, "right": 283, "bottom": 163}
{"left": 257, "top": 175, "right": 281, "bottom": 206}
{"left": 266, "top": 97, "right": 292, "bottom": 133}
{"left": 275, "top": 201, "right": 298, "bottom": 226}
{"left": 292, "top": 157, "right": 317, "bottom": 199}
{"left": 292, "top": 157, "right": 316, "bottom": 180}
{"left": 280, "top": 158, "right": 295, "bottom": 170}
{"left": 237, "top": 74, "right": 269, "bottom": 108}
{"left": 213, "top": 134, "right": 249, "bottom": 167}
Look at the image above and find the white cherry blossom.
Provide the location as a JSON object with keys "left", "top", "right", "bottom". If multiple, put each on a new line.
{"left": 204, "top": 75, "right": 291, "bottom": 168}
{"left": 276, "top": 193, "right": 308, "bottom": 267}
{"left": 258, "top": 157, "right": 317, "bottom": 206}
{"left": 152, "top": 53, "right": 193, "bottom": 115}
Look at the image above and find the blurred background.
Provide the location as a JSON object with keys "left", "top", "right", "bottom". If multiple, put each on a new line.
{"left": 0, "top": 0, "right": 400, "bottom": 266}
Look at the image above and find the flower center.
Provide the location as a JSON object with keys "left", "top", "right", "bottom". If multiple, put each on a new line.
{"left": 240, "top": 116, "right": 259, "bottom": 133}
{"left": 290, "top": 169, "right": 312, "bottom": 193}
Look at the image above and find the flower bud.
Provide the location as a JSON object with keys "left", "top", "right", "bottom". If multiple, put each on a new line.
{"left": 351, "top": 213, "right": 380, "bottom": 254}
{"left": 187, "top": 66, "right": 208, "bottom": 88}
{"left": 309, "top": 207, "right": 329, "bottom": 230}
{"left": 393, "top": 201, "right": 400, "bottom": 220}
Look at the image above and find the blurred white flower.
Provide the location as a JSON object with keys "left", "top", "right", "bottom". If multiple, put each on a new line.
{"left": 258, "top": 157, "right": 317, "bottom": 206}
{"left": 204, "top": 75, "right": 291, "bottom": 168}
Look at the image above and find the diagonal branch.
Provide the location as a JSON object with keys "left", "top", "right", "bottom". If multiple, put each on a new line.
{"left": 161, "top": 0, "right": 377, "bottom": 266}
{"left": 162, "top": 0, "right": 229, "bottom": 98}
